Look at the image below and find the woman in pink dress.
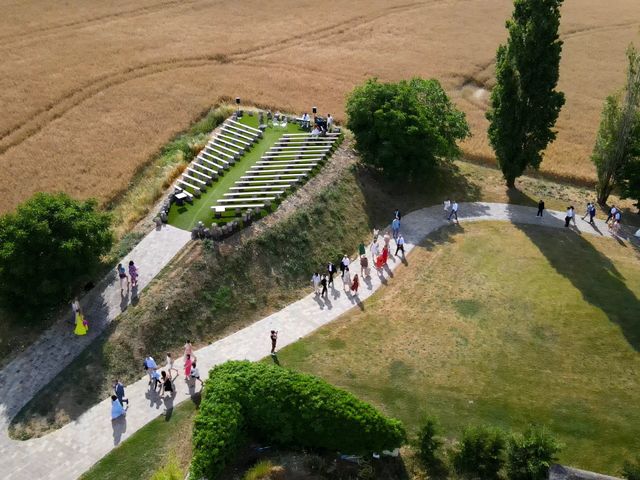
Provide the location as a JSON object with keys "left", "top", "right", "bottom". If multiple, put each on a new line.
{"left": 184, "top": 353, "right": 192, "bottom": 380}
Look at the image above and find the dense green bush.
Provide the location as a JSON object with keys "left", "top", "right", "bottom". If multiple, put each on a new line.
{"left": 416, "top": 416, "right": 443, "bottom": 469}
{"left": 506, "top": 426, "right": 562, "bottom": 480}
{"left": 623, "top": 456, "right": 640, "bottom": 480}
{"left": 0, "top": 192, "right": 112, "bottom": 316}
{"left": 190, "top": 361, "right": 406, "bottom": 480}
{"left": 452, "top": 425, "right": 505, "bottom": 480}
{"left": 346, "top": 77, "right": 470, "bottom": 180}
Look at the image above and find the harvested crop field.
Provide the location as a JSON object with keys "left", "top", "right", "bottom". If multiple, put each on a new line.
{"left": 1, "top": 0, "right": 638, "bottom": 213}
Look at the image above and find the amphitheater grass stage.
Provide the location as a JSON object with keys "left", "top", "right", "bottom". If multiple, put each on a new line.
{"left": 275, "top": 222, "right": 640, "bottom": 475}
{"left": 167, "top": 115, "right": 304, "bottom": 231}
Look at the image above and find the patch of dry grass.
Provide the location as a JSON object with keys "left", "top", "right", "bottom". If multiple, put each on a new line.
{"left": 0, "top": 0, "right": 638, "bottom": 213}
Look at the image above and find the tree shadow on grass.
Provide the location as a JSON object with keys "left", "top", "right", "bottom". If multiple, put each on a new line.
{"left": 507, "top": 206, "right": 640, "bottom": 351}
{"left": 353, "top": 162, "right": 482, "bottom": 230}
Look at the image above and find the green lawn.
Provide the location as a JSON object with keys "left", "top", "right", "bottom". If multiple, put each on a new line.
{"left": 275, "top": 222, "right": 640, "bottom": 476}
{"left": 80, "top": 401, "right": 197, "bottom": 480}
{"left": 167, "top": 115, "right": 305, "bottom": 230}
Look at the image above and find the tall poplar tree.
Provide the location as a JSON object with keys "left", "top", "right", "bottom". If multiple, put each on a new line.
{"left": 487, "top": 0, "right": 565, "bottom": 188}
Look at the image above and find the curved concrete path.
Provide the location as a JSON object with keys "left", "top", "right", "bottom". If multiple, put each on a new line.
{"left": 0, "top": 203, "right": 625, "bottom": 479}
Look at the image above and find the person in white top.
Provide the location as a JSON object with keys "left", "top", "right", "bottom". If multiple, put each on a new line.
{"left": 448, "top": 201, "right": 459, "bottom": 223}
{"left": 327, "top": 114, "right": 334, "bottom": 132}
{"left": 311, "top": 272, "right": 321, "bottom": 294}
{"left": 443, "top": 199, "right": 451, "bottom": 218}
{"left": 564, "top": 207, "right": 572, "bottom": 228}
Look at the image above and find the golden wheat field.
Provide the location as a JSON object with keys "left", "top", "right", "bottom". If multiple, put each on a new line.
{"left": 0, "top": 0, "right": 638, "bottom": 213}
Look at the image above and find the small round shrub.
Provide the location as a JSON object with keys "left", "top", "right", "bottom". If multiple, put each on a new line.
{"left": 506, "top": 426, "right": 562, "bottom": 480}
{"left": 452, "top": 425, "right": 505, "bottom": 480}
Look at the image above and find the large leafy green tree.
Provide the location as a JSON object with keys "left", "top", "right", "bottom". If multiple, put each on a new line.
{"left": 487, "top": 0, "right": 565, "bottom": 188}
{"left": 0, "top": 192, "right": 112, "bottom": 316}
{"left": 591, "top": 45, "right": 640, "bottom": 206}
{"left": 346, "top": 77, "right": 470, "bottom": 179}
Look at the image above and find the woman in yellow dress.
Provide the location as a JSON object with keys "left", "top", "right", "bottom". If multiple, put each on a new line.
{"left": 74, "top": 311, "right": 88, "bottom": 336}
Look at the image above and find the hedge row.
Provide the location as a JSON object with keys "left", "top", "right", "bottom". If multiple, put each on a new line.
{"left": 190, "top": 361, "right": 406, "bottom": 479}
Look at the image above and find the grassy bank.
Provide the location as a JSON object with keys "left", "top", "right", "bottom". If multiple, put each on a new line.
{"left": 275, "top": 222, "right": 640, "bottom": 475}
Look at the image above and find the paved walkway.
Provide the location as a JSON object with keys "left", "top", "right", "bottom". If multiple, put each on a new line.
{"left": 0, "top": 203, "right": 626, "bottom": 479}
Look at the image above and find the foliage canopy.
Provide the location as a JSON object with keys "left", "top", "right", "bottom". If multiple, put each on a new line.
{"left": 506, "top": 426, "right": 562, "bottom": 480}
{"left": 487, "top": 0, "right": 565, "bottom": 187}
{"left": 190, "top": 361, "right": 406, "bottom": 480}
{"left": 0, "top": 192, "right": 112, "bottom": 316}
{"left": 346, "top": 77, "right": 470, "bottom": 179}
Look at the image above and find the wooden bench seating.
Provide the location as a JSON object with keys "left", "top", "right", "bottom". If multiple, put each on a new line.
{"left": 283, "top": 132, "right": 340, "bottom": 137}
{"left": 203, "top": 147, "right": 234, "bottom": 163}
{"left": 199, "top": 152, "right": 228, "bottom": 168}
{"left": 211, "top": 203, "right": 265, "bottom": 211}
{"left": 218, "top": 133, "right": 251, "bottom": 148}
{"left": 195, "top": 162, "right": 219, "bottom": 176}
{"left": 175, "top": 187, "right": 193, "bottom": 199}
{"left": 241, "top": 173, "right": 307, "bottom": 180}
{"left": 257, "top": 159, "right": 319, "bottom": 165}
{"left": 187, "top": 167, "right": 213, "bottom": 181}
{"left": 221, "top": 126, "right": 256, "bottom": 143}
{"left": 219, "top": 196, "right": 276, "bottom": 204}
{"left": 177, "top": 179, "right": 202, "bottom": 194}
{"left": 207, "top": 141, "right": 241, "bottom": 157}
{"left": 183, "top": 174, "right": 208, "bottom": 186}
{"left": 238, "top": 179, "right": 298, "bottom": 185}
{"left": 249, "top": 167, "right": 313, "bottom": 174}
{"left": 230, "top": 185, "right": 289, "bottom": 190}
{"left": 227, "top": 119, "right": 262, "bottom": 135}
{"left": 224, "top": 190, "right": 284, "bottom": 197}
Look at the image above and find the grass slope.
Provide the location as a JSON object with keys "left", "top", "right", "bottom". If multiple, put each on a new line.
{"left": 167, "top": 115, "right": 304, "bottom": 230}
{"left": 80, "top": 401, "right": 196, "bottom": 480}
{"left": 275, "top": 222, "right": 640, "bottom": 475}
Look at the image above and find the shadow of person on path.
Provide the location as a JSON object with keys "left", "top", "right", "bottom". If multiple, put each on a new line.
{"left": 119, "top": 291, "right": 129, "bottom": 312}
{"left": 130, "top": 285, "right": 139, "bottom": 305}
{"left": 163, "top": 393, "right": 175, "bottom": 421}
{"left": 383, "top": 264, "right": 394, "bottom": 278}
{"left": 377, "top": 268, "right": 388, "bottom": 285}
{"left": 112, "top": 415, "right": 127, "bottom": 445}
{"left": 270, "top": 353, "right": 281, "bottom": 366}
{"left": 145, "top": 384, "right": 162, "bottom": 409}
{"left": 313, "top": 294, "right": 326, "bottom": 310}
{"left": 363, "top": 274, "right": 373, "bottom": 290}
{"left": 507, "top": 210, "right": 640, "bottom": 351}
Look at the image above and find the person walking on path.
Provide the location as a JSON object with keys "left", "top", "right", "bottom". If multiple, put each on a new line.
{"left": 375, "top": 244, "right": 389, "bottom": 269}
{"left": 113, "top": 379, "right": 129, "bottom": 407}
{"left": 311, "top": 272, "right": 321, "bottom": 295}
{"left": 564, "top": 206, "right": 572, "bottom": 228}
{"left": 391, "top": 217, "right": 401, "bottom": 240}
{"left": 570, "top": 206, "right": 577, "bottom": 226}
{"left": 111, "top": 395, "right": 126, "bottom": 420}
{"left": 270, "top": 330, "right": 278, "bottom": 354}
{"left": 184, "top": 341, "right": 193, "bottom": 361}
{"left": 117, "top": 263, "right": 129, "bottom": 294}
{"left": 183, "top": 354, "right": 192, "bottom": 380}
{"left": 71, "top": 297, "right": 80, "bottom": 319}
{"left": 606, "top": 205, "right": 617, "bottom": 223}
{"left": 444, "top": 199, "right": 451, "bottom": 218}
{"left": 448, "top": 201, "right": 459, "bottom": 223}
{"left": 350, "top": 274, "right": 359, "bottom": 295}
{"left": 372, "top": 228, "right": 380, "bottom": 243}
{"left": 581, "top": 203, "right": 592, "bottom": 221}
{"left": 74, "top": 309, "right": 88, "bottom": 336}
{"left": 343, "top": 267, "right": 352, "bottom": 293}
{"left": 327, "top": 262, "right": 336, "bottom": 287}
{"left": 128, "top": 261, "right": 139, "bottom": 288}
{"left": 537, "top": 200, "right": 545, "bottom": 217}
{"left": 393, "top": 208, "right": 402, "bottom": 220}
{"left": 144, "top": 355, "right": 158, "bottom": 385}
{"left": 320, "top": 274, "right": 328, "bottom": 298}
{"left": 358, "top": 242, "right": 366, "bottom": 257}
{"left": 360, "top": 254, "right": 369, "bottom": 277}
{"left": 371, "top": 240, "right": 380, "bottom": 260}
{"left": 160, "top": 370, "right": 174, "bottom": 397}
{"left": 190, "top": 362, "right": 203, "bottom": 388}
{"left": 340, "top": 255, "right": 350, "bottom": 278}
{"left": 165, "top": 353, "right": 179, "bottom": 377}
{"left": 588, "top": 203, "right": 597, "bottom": 224}
{"left": 383, "top": 231, "right": 391, "bottom": 248}
{"left": 395, "top": 234, "right": 405, "bottom": 256}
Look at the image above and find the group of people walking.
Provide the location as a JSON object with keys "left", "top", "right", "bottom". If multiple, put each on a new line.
{"left": 111, "top": 341, "right": 202, "bottom": 421}
{"left": 117, "top": 260, "right": 139, "bottom": 295}
{"left": 310, "top": 209, "right": 406, "bottom": 300}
